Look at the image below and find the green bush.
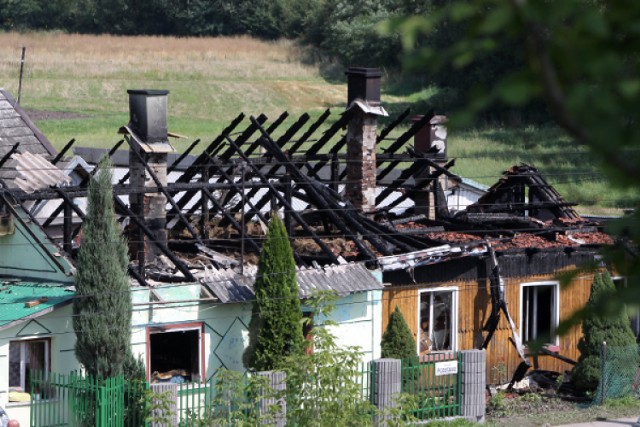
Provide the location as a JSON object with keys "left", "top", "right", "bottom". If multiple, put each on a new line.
{"left": 572, "top": 271, "right": 638, "bottom": 393}
{"left": 381, "top": 306, "right": 417, "bottom": 359}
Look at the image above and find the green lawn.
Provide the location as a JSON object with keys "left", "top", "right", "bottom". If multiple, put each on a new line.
{"left": 1, "top": 31, "right": 633, "bottom": 215}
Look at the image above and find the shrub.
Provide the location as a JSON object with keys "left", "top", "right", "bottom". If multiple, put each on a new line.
{"left": 572, "top": 271, "right": 638, "bottom": 393}
{"left": 381, "top": 306, "right": 417, "bottom": 359}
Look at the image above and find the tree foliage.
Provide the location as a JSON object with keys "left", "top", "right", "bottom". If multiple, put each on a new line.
{"left": 244, "top": 214, "right": 304, "bottom": 371}
{"left": 381, "top": 306, "right": 416, "bottom": 359}
{"left": 572, "top": 271, "right": 637, "bottom": 392}
{"left": 282, "top": 292, "right": 376, "bottom": 426}
{"left": 388, "top": 0, "right": 640, "bottom": 324}
{"left": 73, "top": 158, "right": 132, "bottom": 378}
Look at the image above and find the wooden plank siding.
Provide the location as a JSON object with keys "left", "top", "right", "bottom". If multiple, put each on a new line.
{"left": 382, "top": 270, "right": 595, "bottom": 385}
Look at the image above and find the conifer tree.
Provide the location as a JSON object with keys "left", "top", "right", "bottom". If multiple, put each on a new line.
{"left": 381, "top": 306, "right": 416, "bottom": 359}
{"left": 244, "top": 215, "right": 304, "bottom": 371}
{"left": 572, "top": 271, "right": 638, "bottom": 392}
{"left": 73, "top": 158, "right": 132, "bottom": 378}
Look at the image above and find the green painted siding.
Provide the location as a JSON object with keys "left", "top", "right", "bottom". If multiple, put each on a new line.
{"left": 0, "top": 209, "right": 74, "bottom": 282}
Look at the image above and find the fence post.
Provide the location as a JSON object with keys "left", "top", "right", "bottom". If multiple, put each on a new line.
{"left": 371, "top": 358, "right": 401, "bottom": 425}
{"left": 149, "top": 383, "right": 178, "bottom": 427}
{"left": 460, "top": 349, "right": 486, "bottom": 422}
{"left": 256, "top": 371, "right": 286, "bottom": 427}
{"left": 600, "top": 341, "right": 607, "bottom": 405}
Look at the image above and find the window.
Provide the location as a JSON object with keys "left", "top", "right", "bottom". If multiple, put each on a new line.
{"left": 148, "top": 324, "right": 203, "bottom": 383}
{"left": 9, "top": 339, "right": 50, "bottom": 395}
{"left": 520, "top": 282, "right": 559, "bottom": 344}
{"left": 418, "top": 288, "right": 458, "bottom": 354}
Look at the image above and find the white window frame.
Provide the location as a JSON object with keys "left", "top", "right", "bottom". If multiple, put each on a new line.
{"left": 9, "top": 337, "right": 51, "bottom": 391}
{"left": 417, "top": 287, "right": 459, "bottom": 353}
{"left": 519, "top": 281, "right": 560, "bottom": 346}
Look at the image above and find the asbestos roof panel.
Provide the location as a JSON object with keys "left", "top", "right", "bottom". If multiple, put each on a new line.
{"left": 203, "top": 262, "right": 382, "bottom": 303}
{"left": 0, "top": 281, "right": 75, "bottom": 330}
{"left": 0, "top": 152, "right": 71, "bottom": 193}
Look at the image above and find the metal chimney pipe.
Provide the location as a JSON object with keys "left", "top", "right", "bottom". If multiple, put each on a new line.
{"left": 127, "top": 89, "right": 169, "bottom": 143}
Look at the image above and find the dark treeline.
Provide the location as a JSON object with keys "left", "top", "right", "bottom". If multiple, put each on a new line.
{"left": 1, "top": 0, "right": 541, "bottom": 122}
{"left": 0, "top": 0, "right": 424, "bottom": 67}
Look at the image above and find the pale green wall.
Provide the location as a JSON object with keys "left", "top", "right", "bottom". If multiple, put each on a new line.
{"left": 0, "top": 210, "right": 74, "bottom": 282}
{"left": 0, "top": 304, "right": 76, "bottom": 425}
{"left": 131, "top": 284, "right": 382, "bottom": 378}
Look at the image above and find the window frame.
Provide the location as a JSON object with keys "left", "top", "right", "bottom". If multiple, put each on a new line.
{"left": 519, "top": 281, "right": 560, "bottom": 346}
{"left": 146, "top": 322, "right": 205, "bottom": 383}
{"left": 416, "top": 287, "right": 459, "bottom": 354}
{"left": 8, "top": 337, "right": 51, "bottom": 393}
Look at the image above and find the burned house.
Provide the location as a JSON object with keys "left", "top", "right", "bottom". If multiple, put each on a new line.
{"left": 0, "top": 65, "right": 617, "bottom": 412}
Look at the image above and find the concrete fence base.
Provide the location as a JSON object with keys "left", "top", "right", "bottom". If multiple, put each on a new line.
{"left": 460, "top": 349, "right": 486, "bottom": 422}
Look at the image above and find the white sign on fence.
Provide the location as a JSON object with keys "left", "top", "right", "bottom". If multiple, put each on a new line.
{"left": 435, "top": 360, "right": 458, "bottom": 376}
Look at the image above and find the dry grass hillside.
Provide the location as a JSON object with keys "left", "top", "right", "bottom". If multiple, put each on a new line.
{"left": 0, "top": 32, "right": 347, "bottom": 149}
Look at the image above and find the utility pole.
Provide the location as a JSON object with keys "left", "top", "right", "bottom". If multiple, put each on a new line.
{"left": 17, "top": 47, "right": 26, "bottom": 105}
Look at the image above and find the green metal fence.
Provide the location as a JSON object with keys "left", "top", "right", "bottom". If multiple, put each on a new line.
{"left": 30, "top": 371, "right": 146, "bottom": 427}
{"left": 30, "top": 357, "right": 460, "bottom": 426}
{"left": 400, "top": 352, "right": 462, "bottom": 419}
{"left": 596, "top": 343, "right": 640, "bottom": 403}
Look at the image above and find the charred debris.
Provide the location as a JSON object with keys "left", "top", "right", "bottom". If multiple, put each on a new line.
{"left": 0, "top": 70, "right": 612, "bottom": 291}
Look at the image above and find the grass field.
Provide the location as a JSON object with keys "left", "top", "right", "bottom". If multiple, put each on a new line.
{"left": 0, "top": 32, "right": 634, "bottom": 214}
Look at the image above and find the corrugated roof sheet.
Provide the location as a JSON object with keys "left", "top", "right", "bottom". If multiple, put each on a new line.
{"left": 0, "top": 281, "right": 75, "bottom": 330}
{"left": 0, "top": 152, "right": 71, "bottom": 192}
{"left": 203, "top": 262, "right": 382, "bottom": 303}
{"left": 0, "top": 89, "right": 57, "bottom": 158}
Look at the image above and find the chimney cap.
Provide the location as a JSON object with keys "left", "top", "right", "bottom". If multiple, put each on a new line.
{"left": 345, "top": 67, "right": 383, "bottom": 78}
{"left": 127, "top": 89, "right": 169, "bottom": 96}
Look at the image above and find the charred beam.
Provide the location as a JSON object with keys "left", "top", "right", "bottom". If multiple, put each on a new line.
{"left": 41, "top": 139, "right": 125, "bottom": 228}
{"left": 250, "top": 116, "right": 393, "bottom": 258}
{"left": 52, "top": 139, "right": 76, "bottom": 164}
{"left": 224, "top": 132, "right": 340, "bottom": 263}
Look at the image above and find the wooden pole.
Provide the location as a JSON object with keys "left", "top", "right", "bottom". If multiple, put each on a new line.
{"left": 17, "top": 47, "right": 26, "bottom": 105}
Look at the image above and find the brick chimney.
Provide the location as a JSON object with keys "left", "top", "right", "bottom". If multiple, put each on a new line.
{"left": 344, "top": 67, "right": 386, "bottom": 213}
{"left": 126, "top": 89, "right": 173, "bottom": 266}
{"left": 412, "top": 114, "right": 448, "bottom": 217}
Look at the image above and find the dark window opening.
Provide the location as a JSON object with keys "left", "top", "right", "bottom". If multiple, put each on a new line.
{"left": 522, "top": 284, "right": 556, "bottom": 344}
{"left": 150, "top": 329, "right": 200, "bottom": 383}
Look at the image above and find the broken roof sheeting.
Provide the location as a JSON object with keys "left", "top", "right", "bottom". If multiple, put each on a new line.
{"left": 0, "top": 89, "right": 57, "bottom": 158}
{"left": 0, "top": 152, "right": 71, "bottom": 192}
{"left": 203, "top": 262, "right": 382, "bottom": 303}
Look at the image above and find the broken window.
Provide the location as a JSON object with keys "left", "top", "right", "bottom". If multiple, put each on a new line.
{"left": 149, "top": 324, "right": 203, "bottom": 383}
{"left": 418, "top": 289, "right": 457, "bottom": 354}
{"left": 9, "top": 339, "right": 50, "bottom": 399}
{"left": 520, "top": 282, "right": 559, "bottom": 344}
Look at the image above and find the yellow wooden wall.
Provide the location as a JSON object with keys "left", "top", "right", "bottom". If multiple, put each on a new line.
{"left": 382, "top": 270, "right": 595, "bottom": 384}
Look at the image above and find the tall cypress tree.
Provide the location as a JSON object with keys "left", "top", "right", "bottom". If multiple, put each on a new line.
{"left": 73, "top": 158, "right": 132, "bottom": 378}
{"left": 572, "top": 271, "right": 638, "bottom": 392}
{"left": 243, "top": 215, "right": 304, "bottom": 371}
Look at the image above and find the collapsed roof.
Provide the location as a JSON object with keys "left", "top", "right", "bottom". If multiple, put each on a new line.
{"left": 0, "top": 81, "right": 613, "bottom": 292}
